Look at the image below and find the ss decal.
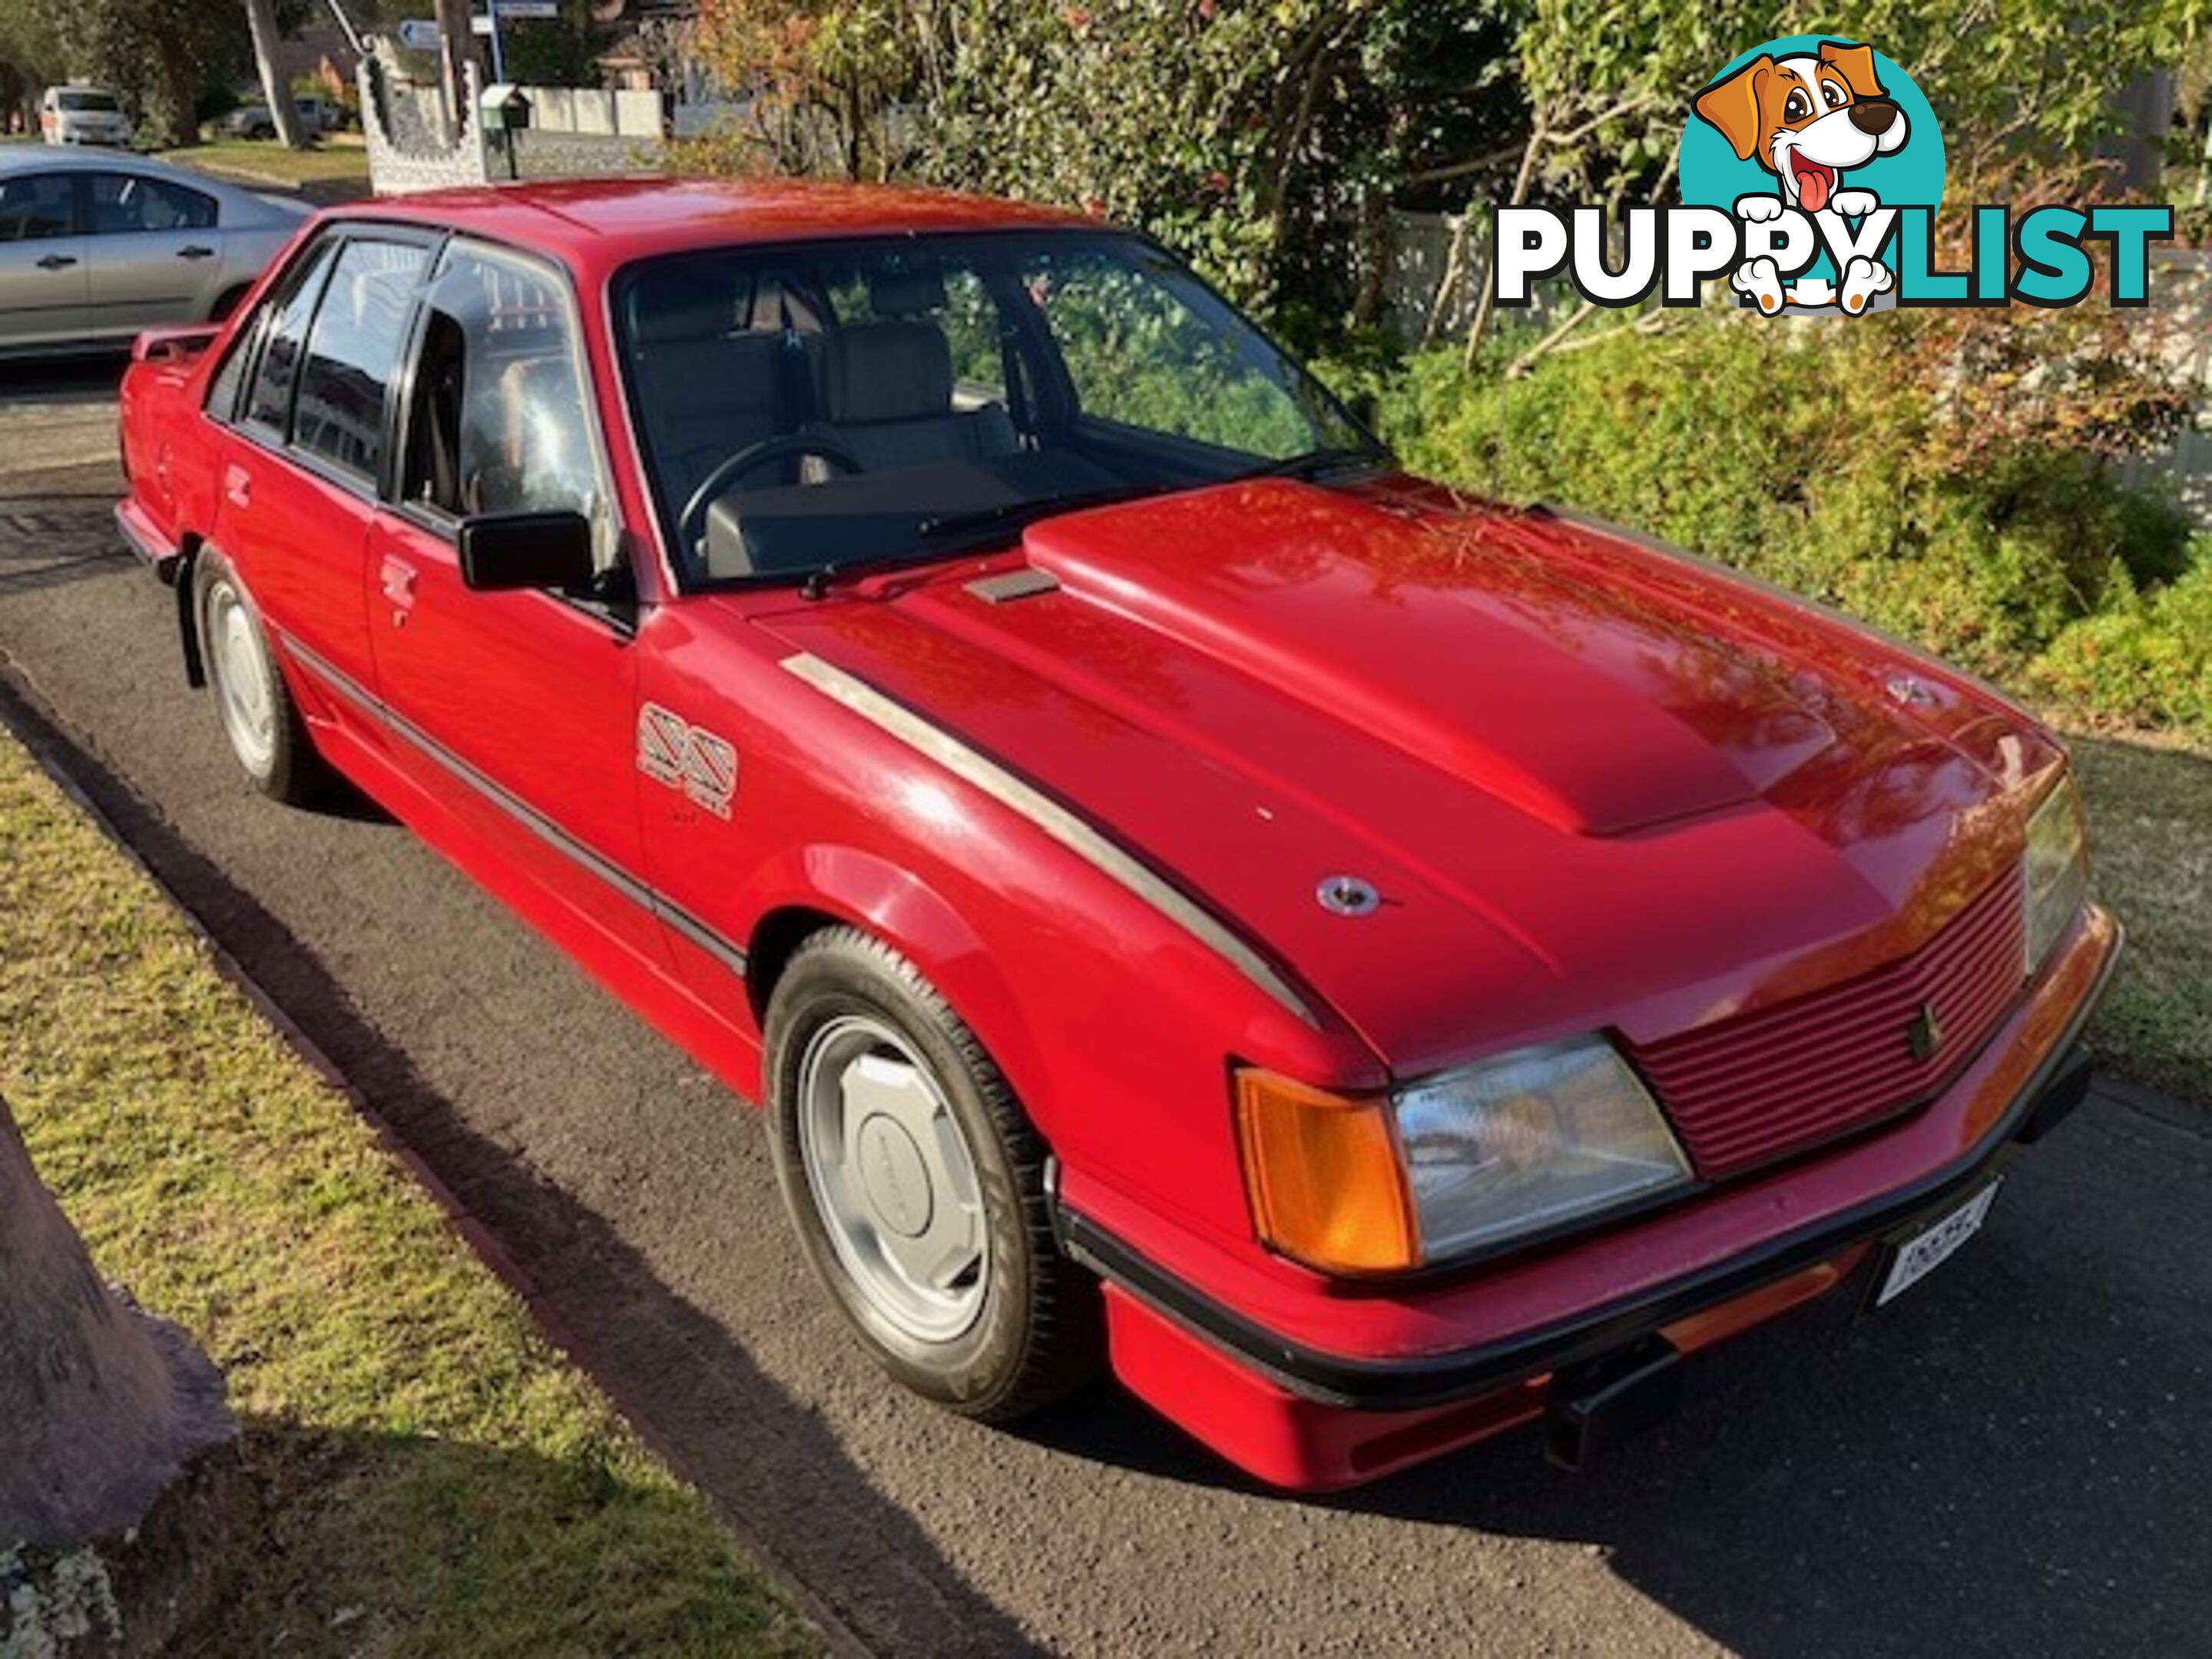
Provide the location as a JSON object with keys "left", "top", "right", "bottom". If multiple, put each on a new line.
{"left": 637, "top": 703, "right": 738, "bottom": 819}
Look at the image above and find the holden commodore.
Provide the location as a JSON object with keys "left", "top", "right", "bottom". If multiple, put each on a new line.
{"left": 112, "top": 179, "right": 2118, "bottom": 1489}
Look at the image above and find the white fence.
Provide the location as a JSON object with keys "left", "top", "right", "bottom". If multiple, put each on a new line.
{"left": 522, "top": 86, "right": 662, "bottom": 139}
{"left": 359, "top": 47, "right": 664, "bottom": 195}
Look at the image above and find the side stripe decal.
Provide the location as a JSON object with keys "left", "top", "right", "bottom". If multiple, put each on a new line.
{"left": 780, "top": 651, "right": 1320, "bottom": 1028}
{"left": 277, "top": 634, "right": 748, "bottom": 978}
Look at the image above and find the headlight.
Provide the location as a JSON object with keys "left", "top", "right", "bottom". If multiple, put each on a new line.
{"left": 2022, "top": 772, "right": 2089, "bottom": 977}
{"left": 1393, "top": 1038, "right": 1693, "bottom": 1260}
{"left": 1236, "top": 1037, "right": 1692, "bottom": 1274}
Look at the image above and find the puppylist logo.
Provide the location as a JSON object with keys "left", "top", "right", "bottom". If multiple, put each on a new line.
{"left": 1493, "top": 35, "right": 2174, "bottom": 318}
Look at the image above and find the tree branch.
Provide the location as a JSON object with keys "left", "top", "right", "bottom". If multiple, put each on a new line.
{"left": 1463, "top": 109, "right": 1549, "bottom": 365}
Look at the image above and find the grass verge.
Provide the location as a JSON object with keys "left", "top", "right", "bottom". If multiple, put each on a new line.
{"left": 2074, "top": 730, "right": 2212, "bottom": 1114}
{"left": 0, "top": 730, "right": 814, "bottom": 1658}
{"left": 160, "top": 139, "right": 372, "bottom": 200}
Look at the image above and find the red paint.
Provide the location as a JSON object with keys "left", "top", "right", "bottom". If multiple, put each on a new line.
{"left": 116, "top": 180, "right": 2114, "bottom": 1489}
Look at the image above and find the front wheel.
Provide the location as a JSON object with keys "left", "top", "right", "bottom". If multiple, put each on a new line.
{"left": 194, "top": 549, "right": 331, "bottom": 805}
{"left": 764, "top": 926, "right": 1102, "bottom": 1421}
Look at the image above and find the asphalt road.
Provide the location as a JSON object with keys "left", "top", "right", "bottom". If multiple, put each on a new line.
{"left": 4, "top": 365, "right": 2209, "bottom": 1657}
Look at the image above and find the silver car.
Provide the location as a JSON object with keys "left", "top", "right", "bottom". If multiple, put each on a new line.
{"left": 0, "top": 151, "right": 309, "bottom": 358}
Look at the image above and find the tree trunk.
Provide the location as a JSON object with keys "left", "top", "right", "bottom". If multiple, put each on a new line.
{"left": 152, "top": 50, "right": 203, "bottom": 150}
{"left": 0, "top": 1096, "right": 231, "bottom": 1552}
{"left": 244, "top": 0, "right": 307, "bottom": 150}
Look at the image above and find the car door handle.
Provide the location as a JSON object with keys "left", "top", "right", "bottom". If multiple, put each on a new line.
{"left": 35, "top": 253, "right": 76, "bottom": 271}
{"left": 379, "top": 555, "right": 418, "bottom": 610}
{"left": 177, "top": 245, "right": 217, "bottom": 261}
{"left": 222, "top": 464, "right": 250, "bottom": 509}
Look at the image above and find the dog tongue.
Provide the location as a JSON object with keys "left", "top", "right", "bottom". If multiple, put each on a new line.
{"left": 1794, "top": 159, "right": 1831, "bottom": 213}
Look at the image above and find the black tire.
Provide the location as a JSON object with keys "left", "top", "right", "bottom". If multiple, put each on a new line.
{"left": 192, "top": 548, "right": 331, "bottom": 805}
{"left": 210, "top": 283, "right": 250, "bottom": 323}
{"left": 764, "top": 926, "right": 1103, "bottom": 1421}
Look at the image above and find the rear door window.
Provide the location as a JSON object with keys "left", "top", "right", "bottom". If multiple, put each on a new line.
{"left": 87, "top": 172, "right": 217, "bottom": 234}
{"left": 291, "top": 239, "right": 433, "bottom": 483}
{"left": 240, "top": 236, "right": 340, "bottom": 435}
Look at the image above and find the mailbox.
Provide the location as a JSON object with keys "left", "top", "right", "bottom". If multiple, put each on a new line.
{"left": 481, "top": 83, "right": 531, "bottom": 131}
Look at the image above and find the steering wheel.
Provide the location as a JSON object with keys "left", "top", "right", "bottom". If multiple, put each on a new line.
{"left": 679, "top": 435, "right": 866, "bottom": 554}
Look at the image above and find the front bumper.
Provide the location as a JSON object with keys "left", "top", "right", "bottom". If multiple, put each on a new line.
{"left": 1057, "top": 904, "right": 2120, "bottom": 1489}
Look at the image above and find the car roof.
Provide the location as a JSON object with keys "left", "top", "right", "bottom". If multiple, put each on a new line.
{"left": 324, "top": 177, "right": 1102, "bottom": 284}
{"left": 0, "top": 148, "right": 308, "bottom": 217}
{"left": 0, "top": 149, "right": 188, "bottom": 176}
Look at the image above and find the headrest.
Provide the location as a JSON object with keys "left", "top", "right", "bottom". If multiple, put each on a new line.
{"left": 632, "top": 267, "right": 736, "bottom": 345}
{"left": 822, "top": 322, "right": 953, "bottom": 425}
{"left": 869, "top": 267, "right": 947, "bottom": 316}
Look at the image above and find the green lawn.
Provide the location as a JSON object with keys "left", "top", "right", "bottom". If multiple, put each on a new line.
{"left": 2073, "top": 730, "right": 2212, "bottom": 1112}
{"left": 0, "top": 733, "right": 813, "bottom": 1658}
{"left": 161, "top": 138, "right": 372, "bottom": 202}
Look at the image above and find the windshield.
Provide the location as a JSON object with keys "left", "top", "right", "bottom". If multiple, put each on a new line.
{"left": 612, "top": 231, "right": 1379, "bottom": 588}
{"left": 59, "top": 92, "right": 120, "bottom": 113}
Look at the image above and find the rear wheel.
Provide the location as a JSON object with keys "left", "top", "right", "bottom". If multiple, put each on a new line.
{"left": 210, "top": 283, "right": 250, "bottom": 323}
{"left": 764, "top": 926, "right": 1102, "bottom": 1420}
{"left": 193, "top": 549, "right": 330, "bottom": 804}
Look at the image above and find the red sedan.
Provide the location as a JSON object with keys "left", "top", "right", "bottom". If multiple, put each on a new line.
{"left": 114, "top": 179, "right": 2117, "bottom": 1490}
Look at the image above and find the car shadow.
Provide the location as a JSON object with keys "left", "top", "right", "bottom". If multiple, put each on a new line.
{"left": 0, "top": 462, "right": 131, "bottom": 596}
{"left": 0, "top": 359, "right": 129, "bottom": 402}
{"left": 0, "top": 675, "right": 1051, "bottom": 1659}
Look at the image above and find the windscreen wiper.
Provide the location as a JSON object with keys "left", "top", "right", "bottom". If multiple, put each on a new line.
{"left": 799, "top": 453, "right": 1390, "bottom": 601}
{"left": 796, "top": 545, "right": 969, "bottom": 601}
{"left": 794, "top": 492, "right": 1147, "bottom": 601}
{"left": 1230, "top": 443, "right": 1395, "bottom": 485}
{"left": 913, "top": 481, "right": 1174, "bottom": 547}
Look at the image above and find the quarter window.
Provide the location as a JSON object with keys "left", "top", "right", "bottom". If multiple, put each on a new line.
{"left": 291, "top": 240, "right": 431, "bottom": 481}
{"left": 0, "top": 174, "right": 75, "bottom": 242}
{"left": 88, "top": 172, "right": 216, "bottom": 235}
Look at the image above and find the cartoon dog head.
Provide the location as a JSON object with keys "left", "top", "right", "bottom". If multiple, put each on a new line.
{"left": 1694, "top": 41, "right": 1909, "bottom": 214}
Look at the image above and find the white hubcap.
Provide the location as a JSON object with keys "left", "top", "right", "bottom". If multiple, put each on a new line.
{"left": 207, "top": 581, "right": 276, "bottom": 775}
{"left": 797, "top": 1015, "right": 988, "bottom": 1344}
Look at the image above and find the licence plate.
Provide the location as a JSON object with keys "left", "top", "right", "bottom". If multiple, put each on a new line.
{"left": 1871, "top": 1180, "right": 2001, "bottom": 1309}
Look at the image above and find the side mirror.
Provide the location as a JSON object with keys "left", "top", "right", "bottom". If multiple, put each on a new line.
{"left": 457, "top": 510, "right": 597, "bottom": 593}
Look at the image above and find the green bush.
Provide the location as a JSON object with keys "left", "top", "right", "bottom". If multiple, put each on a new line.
{"left": 1359, "top": 318, "right": 2207, "bottom": 734}
{"left": 2035, "top": 552, "right": 2212, "bottom": 731}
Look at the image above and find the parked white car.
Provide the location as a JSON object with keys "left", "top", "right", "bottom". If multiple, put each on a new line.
{"left": 0, "top": 151, "right": 309, "bottom": 358}
{"left": 39, "top": 86, "right": 134, "bottom": 148}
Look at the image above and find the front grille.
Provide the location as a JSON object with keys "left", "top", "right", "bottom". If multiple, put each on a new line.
{"left": 1630, "top": 874, "right": 2025, "bottom": 1178}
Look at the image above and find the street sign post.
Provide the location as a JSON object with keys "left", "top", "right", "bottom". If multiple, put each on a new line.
{"left": 396, "top": 5, "right": 559, "bottom": 92}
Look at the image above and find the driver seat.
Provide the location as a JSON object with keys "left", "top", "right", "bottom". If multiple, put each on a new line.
{"left": 803, "top": 321, "right": 1017, "bottom": 473}
{"left": 628, "top": 269, "right": 787, "bottom": 508}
